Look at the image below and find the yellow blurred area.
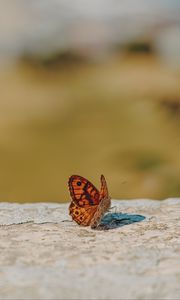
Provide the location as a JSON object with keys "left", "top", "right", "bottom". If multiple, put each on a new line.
{"left": 1, "top": 53, "right": 180, "bottom": 202}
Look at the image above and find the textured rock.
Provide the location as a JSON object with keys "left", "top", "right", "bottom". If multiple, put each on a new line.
{"left": 0, "top": 199, "right": 179, "bottom": 299}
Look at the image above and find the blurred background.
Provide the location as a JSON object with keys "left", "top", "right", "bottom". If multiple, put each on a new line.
{"left": 0, "top": 0, "right": 180, "bottom": 202}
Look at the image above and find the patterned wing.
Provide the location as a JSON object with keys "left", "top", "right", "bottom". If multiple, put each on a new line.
{"left": 90, "top": 175, "right": 111, "bottom": 229}
{"left": 68, "top": 175, "right": 100, "bottom": 207}
{"left": 69, "top": 201, "right": 98, "bottom": 226}
{"left": 68, "top": 175, "right": 110, "bottom": 227}
{"left": 99, "top": 174, "right": 109, "bottom": 200}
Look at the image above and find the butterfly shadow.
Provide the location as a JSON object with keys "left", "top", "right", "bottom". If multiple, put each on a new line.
{"left": 96, "top": 212, "right": 146, "bottom": 230}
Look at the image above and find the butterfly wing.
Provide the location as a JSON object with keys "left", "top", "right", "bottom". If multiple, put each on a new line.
{"left": 68, "top": 175, "right": 100, "bottom": 207}
{"left": 68, "top": 175, "right": 101, "bottom": 226}
{"left": 69, "top": 201, "right": 98, "bottom": 226}
{"left": 68, "top": 175, "right": 110, "bottom": 227}
{"left": 99, "top": 174, "right": 109, "bottom": 200}
{"left": 90, "top": 175, "right": 111, "bottom": 229}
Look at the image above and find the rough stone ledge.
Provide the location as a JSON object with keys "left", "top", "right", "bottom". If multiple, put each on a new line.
{"left": 0, "top": 198, "right": 179, "bottom": 299}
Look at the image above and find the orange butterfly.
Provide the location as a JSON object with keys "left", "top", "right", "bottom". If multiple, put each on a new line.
{"left": 68, "top": 175, "right": 111, "bottom": 229}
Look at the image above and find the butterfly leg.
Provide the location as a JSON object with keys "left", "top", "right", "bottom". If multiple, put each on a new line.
{"left": 107, "top": 205, "right": 117, "bottom": 212}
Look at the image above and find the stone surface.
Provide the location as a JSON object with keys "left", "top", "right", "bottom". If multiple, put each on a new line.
{"left": 0, "top": 199, "right": 179, "bottom": 299}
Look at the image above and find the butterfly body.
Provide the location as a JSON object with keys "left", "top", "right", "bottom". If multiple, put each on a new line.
{"left": 68, "top": 175, "right": 111, "bottom": 228}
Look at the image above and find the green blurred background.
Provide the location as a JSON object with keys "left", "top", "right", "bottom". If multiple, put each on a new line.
{"left": 0, "top": 0, "right": 180, "bottom": 202}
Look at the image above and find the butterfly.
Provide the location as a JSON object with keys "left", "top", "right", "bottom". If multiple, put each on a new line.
{"left": 68, "top": 175, "right": 111, "bottom": 229}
